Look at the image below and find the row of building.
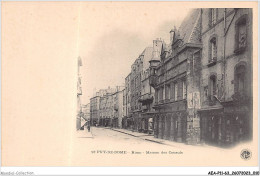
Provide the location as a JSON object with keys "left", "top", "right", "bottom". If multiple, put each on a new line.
{"left": 90, "top": 8, "right": 253, "bottom": 146}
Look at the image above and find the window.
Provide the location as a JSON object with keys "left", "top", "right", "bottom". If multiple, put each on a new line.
{"left": 235, "top": 15, "right": 247, "bottom": 53}
{"left": 182, "top": 80, "right": 187, "bottom": 99}
{"left": 165, "top": 84, "right": 170, "bottom": 100}
{"left": 162, "top": 86, "right": 165, "bottom": 100}
{"left": 174, "top": 83, "right": 178, "bottom": 101}
{"left": 170, "top": 82, "right": 174, "bottom": 99}
{"left": 209, "top": 37, "right": 217, "bottom": 62}
{"left": 209, "top": 75, "right": 217, "bottom": 100}
{"left": 235, "top": 64, "right": 246, "bottom": 94}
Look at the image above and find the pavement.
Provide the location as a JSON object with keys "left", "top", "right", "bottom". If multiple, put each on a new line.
{"left": 109, "top": 128, "right": 195, "bottom": 149}
{"left": 75, "top": 126, "right": 222, "bottom": 150}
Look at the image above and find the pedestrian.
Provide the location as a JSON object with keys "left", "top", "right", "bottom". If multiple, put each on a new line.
{"left": 87, "top": 125, "right": 90, "bottom": 132}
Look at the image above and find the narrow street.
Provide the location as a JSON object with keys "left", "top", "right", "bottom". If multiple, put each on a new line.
{"left": 70, "top": 127, "right": 184, "bottom": 166}
{"left": 69, "top": 127, "right": 244, "bottom": 166}
{"left": 75, "top": 127, "right": 175, "bottom": 149}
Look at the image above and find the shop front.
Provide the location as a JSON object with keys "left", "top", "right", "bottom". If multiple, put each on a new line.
{"left": 199, "top": 103, "right": 251, "bottom": 146}
{"left": 153, "top": 110, "right": 187, "bottom": 142}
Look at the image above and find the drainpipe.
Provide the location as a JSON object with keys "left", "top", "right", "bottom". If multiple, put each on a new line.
{"left": 223, "top": 8, "right": 226, "bottom": 101}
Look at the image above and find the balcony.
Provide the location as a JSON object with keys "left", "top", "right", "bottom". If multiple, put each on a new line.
{"left": 139, "top": 93, "right": 153, "bottom": 105}
{"left": 149, "top": 75, "right": 158, "bottom": 87}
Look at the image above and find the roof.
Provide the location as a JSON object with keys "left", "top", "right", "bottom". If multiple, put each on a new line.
{"left": 178, "top": 9, "right": 201, "bottom": 44}
{"left": 141, "top": 47, "right": 153, "bottom": 70}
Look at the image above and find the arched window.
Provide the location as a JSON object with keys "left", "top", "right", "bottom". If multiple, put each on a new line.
{"left": 234, "top": 64, "right": 246, "bottom": 94}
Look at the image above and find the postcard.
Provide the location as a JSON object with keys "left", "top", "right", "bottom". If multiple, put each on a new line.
{"left": 1, "top": 1, "right": 258, "bottom": 170}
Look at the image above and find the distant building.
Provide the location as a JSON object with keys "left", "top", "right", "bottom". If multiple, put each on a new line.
{"left": 82, "top": 103, "right": 90, "bottom": 121}
{"left": 112, "top": 86, "right": 124, "bottom": 128}
{"left": 90, "top": 87, "right": 117, "bottom": 127}
{"left": 77, "top": 56, "right": 83, "bottom": 130}
{"left": 130, "top": 46, "right": 155, "bottom": 132}
{"left": 138, "top": 39, "right": 163, "bottom": 134}
{"left": 122, "top": 73, "right": 132, "bottom": 129}
{"left": 90, "top": 96, "right": 100, "bottom": 126}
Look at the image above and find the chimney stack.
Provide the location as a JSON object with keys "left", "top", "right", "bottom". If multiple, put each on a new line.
{"left": 170, "top": 26, "right": 177, "bottom": 44}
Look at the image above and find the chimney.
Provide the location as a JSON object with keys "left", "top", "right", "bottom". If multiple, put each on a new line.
{"left": 170, "top": 26, "right": 177, "bottom": 44}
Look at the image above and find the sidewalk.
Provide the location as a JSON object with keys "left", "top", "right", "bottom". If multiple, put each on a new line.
{"left": 76, "top": 128, "right": 93, "bottom": 138}
{"left": 110, "top": 128, "right": 203, "bottom": 149}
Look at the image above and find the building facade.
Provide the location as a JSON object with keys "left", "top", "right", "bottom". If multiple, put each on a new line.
{"left": 82, "top": 103, "right": 90, "bottom": 121}
{"left": 77, "top": 56, "right": 83, "bottom": 130}
{"left": 198, "top": 8, "right": 253, "bottom": 146}
{"left": 138, "top": 40, "right": 163, "bottom": 134}
{"left": 90, "top": 95, "right": 100, "bottom": 126}
{"left": 130, "top": 55, "right": 143, "bottom": 131}
{"left": 122, "top": 74, "right": 132, "bottom": 129}
{"left": 88, "top": 8, "right": 252, "bottom": 147}
{"left": 149, "top": 9, "right": 202, "bottom": 144}
{"left": 112, "top": 87, "right": 124, "bottom": 128}
{"left": 130, "top": 47, "right": 156, "bottom": 132}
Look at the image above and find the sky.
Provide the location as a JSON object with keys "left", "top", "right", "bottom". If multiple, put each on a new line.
{"left": 78, "top": 2, "right": 191, "bottom": 104}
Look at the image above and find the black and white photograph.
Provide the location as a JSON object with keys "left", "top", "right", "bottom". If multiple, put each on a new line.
{"left": 1, "top": 1, "right": 259, "bottom": 175}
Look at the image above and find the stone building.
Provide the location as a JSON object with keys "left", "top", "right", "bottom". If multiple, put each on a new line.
{"left": 90, "top": 95, "right": 100, "bottom": 126}
{"left": 77, "top": 56, "right": 83, "bottom": 130}
{"left": 138, "top": 39, "right": 163, "bottom": 134}
{"left": 112, "top": 86, "right": 124, "bottom": 128}
{"left": 122, "top": 73, "right": 132, "bottom": 129}
{"left": 130, "top": 55, "right": 143, "bottom": 131}
{"left": 82, "top": 103, "right": 90, "bottom": 121}
{"left": 98, "top": 87, "right": 116, "bottom": 127}
{"left": 90, "top": 87, "right": 116, "bottom": 126}
{"left": 149, "top": 9, "right": 203, "bottom": 144}
{"left": 198, "top": 8, "right": 253, "bottom": 146}
{"left": 130, "top": 46, "right": 155, "bottom": 131}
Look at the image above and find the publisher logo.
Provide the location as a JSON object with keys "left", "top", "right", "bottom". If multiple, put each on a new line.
{"left": 240, "top": 149, "right": 251, "bottom": 160}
